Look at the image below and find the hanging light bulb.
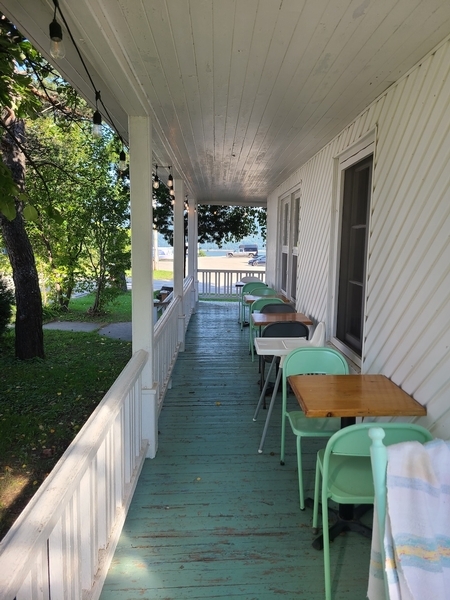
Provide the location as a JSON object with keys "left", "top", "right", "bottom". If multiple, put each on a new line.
{"left": 153, "top": 165, "right": 160, "bottom": 189}
{"left": 170, "top": 187, "right": 175, "bottom": 197}
{"left": 119, "top": 149, "right": 127, "bottom": 171}
{"left": 49, "top": 2, "right": 66, "bottom": 59}
{"left": 92, "top": 110, "right": 102, "bottom": 138}
{"left": 167, "top": 167, "right": 174, "bottom": 190}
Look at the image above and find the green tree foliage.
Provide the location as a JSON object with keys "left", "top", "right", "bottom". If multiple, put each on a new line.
{"left": 0, "top": 16, "right": 44, "bottom": 220}
{"left": 152, "top": 185, "right": 266, "bottom": 247}
{"left": 0, "top": 15, "right": 129, "bottom": 358}
{"left": 0, "top": 275, "right": 14, "bottom": 337}
{"left": 25, "top": 118, "right": 130, "bottom": 314}
{"left": 82, "top": 140, "right": 130, "bottom": 315}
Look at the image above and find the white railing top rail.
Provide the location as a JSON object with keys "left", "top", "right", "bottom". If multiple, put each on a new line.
{"left": 0, "top": 349, "right": 148, "bottom": 597}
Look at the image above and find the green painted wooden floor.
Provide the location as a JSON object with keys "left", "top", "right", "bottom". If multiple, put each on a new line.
{"left": 100, "top": 301, "right": 372, "bottom": 600}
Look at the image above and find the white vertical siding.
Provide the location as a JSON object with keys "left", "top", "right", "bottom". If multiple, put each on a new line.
{"left": 267, "top": 36, "right": 450, "bottom": 438}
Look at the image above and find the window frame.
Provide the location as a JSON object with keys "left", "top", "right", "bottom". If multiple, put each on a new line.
{"left": 278, "top": 188, "right": 301, "bottom": 301}
{"left": 330, "top": 132, "right": 375, "bottom": 367}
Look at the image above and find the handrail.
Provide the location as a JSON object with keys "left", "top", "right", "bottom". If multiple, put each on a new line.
{"left": 0, "top": 350, "right": 149, "bottom": 599}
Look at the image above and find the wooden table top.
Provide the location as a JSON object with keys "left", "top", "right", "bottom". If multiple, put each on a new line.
{"left": 288, "top": 374, "right": 426, "bottom": 419}
{"left": 252, "top": 312, "right": 313, "bottom": 326}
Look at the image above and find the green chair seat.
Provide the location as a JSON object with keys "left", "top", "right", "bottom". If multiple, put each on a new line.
{"left": 316, "top": 450, "right": 374, "bottom": 503}
{"left": 313, "top": 422, "right": 433, "bottom": 600}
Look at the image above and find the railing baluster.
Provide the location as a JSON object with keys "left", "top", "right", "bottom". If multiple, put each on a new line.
{"left": 197, "top": 269, "right": 265, "bottom": 298}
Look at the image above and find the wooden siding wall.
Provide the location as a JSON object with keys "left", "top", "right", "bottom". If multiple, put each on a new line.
{"left": 267, "top": 36, "right": 450, "bottom": 439}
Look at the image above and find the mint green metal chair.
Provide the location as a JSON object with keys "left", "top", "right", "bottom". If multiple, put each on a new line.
{"left": 248, "top": 297, "right": 285, "bottom": 361}
{"left": 240, "top": 281, "right": 267, "bottom": 330}
{"left": 253, "top": 287, "right": 277, "bottom": 296}
{"left": 314, "top": 422, "right": 433, "bottom": 600}
{"left": 368, "top": 426, "right": 391, "bottom": 600}
{"left": 280, "top": 342, "right": 346, "bottom": 510}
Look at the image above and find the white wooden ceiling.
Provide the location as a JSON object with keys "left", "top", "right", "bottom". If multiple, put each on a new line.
{"left": 2, "top": 0, "right": 450, "bottom": 206}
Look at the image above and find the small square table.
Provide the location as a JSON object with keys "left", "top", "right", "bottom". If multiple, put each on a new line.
{"left": 287, "top": 373, "right": 426, "bottom": 548}
{"left": 289, "top": 374, "right": 426, "bottom": 426}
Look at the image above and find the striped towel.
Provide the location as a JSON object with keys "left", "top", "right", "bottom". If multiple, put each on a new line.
{"left": 368, "top": 438, "right": 450, "bottom": 599}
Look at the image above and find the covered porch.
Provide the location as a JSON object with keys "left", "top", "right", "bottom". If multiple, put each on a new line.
{"left": 0, "top": 0, "right": 449, "bottom": 597}
{"left": 100, "top": 301, "right": 370, "bottom": 600}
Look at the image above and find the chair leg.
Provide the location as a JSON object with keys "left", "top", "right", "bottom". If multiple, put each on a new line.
{"left": 296, "top": 436, "right": 305, "bottom": 510}
{"left": 258, "top": 366, "right": 282, "bottom": 454}
{"left": 280, "top": 379, "right": 288, "bottom": 465}
{"left": 241, "top": 301, "right": 246, "bottom": 330}
{"left": 253, "top": 357, "right": 276, "bottom": 421}
{"left": 312, "top": 459, "right": 321, "bottom": 532}
{"left": 280, "top": 410, "right": 286, "bottom": 465}
{"left": 322, "top": 490, "right": 332, "bottom": 600}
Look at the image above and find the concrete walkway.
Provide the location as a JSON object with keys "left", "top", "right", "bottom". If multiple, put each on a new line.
{"left": 43, "top": 321, "right": 132, "bottom": 341}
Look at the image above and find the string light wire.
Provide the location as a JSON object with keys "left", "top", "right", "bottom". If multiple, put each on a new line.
{"left": 50, "top": 0, "right": 127, "bottom": 161}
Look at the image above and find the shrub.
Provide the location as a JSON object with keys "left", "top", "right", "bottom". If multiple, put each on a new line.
{"left": 0, "top": 276, "right": 14, "bottom": 337}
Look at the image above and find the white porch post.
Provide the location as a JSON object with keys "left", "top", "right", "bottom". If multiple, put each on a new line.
{"left": 173, "top": 177, "right": 186, "bottom": 350}
{"left": 188, "top": 199, "right": 198, "bottom": 308}
{"left": 129, "top": 116, "right": 158, "bottom": 458}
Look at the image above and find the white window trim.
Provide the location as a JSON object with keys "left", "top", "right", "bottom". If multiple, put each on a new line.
{"left": 328, "top": 129, "right": 376, "bottom": 368}
{"left": 278, "top": 187, "right": 301, "bottom": 300}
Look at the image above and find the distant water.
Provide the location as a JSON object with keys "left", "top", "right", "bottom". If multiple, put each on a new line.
{"left": 202, "top": 249, "right": 230, "bottom": 257}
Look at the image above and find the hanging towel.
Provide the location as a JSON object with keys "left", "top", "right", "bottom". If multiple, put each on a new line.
{"left": 368, "top": 438, "right": 450, "bottom": 599}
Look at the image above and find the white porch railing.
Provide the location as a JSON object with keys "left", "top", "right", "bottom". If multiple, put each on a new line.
{"left": 198, "top": 269, "right": 265, "bottom": 298}
{"left": 0, "top": 277, "right": 196, "bottom": 599}
{"left": 153, "top": 276, "right": 195, "bottom": 414}
{"left": 0, "top": 349, "right": 149, "bottom": 600}
{"left": 0, "top": 272, "right": 235, "bottom": 598}
{"left": 182, "top": 275, "right": 196, "bottom": 326}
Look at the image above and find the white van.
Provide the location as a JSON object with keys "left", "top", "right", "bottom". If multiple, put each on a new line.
{"left": 227, "top": 244, "right": 258, "bottom": 258}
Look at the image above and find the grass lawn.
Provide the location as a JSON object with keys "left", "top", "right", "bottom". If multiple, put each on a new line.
{"left": 55, "top": 291, "right": 132, "bottom": 322}
{"left": 0, "top": 292, "right": 133, "bottom": 540}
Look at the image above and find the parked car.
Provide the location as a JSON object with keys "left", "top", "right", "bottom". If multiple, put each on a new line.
{"left": 249, "top": 254, "right": 266, "bottom": 266}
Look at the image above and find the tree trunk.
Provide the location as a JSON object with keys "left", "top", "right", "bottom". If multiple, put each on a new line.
{"left": 0, "top": 115, "right": 44, "bottom": 359}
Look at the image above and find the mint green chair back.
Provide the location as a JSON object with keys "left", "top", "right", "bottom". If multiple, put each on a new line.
{"left": 369, "top": 426, "right": 390, "bottom": 600}
{"left": 314, "top": 422, "right": 433, "bottom": 600}
{"left": 240, "top": 281, "right": 267, "bottom": 329}
{"left": 253, "top": 287, "right": 277, "bottom": 296}
{"left": 248, "top": 297, "right": 285, "bottom": 361}
{"left": 281, "top": 346, "right": 348, "bottom": 510}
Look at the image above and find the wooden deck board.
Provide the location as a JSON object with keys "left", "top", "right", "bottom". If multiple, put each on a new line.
{"left": 100, "top": 301, "right": 371, "bottom": 600}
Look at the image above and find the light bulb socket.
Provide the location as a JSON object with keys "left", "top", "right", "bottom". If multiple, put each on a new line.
{"left": 49, "top": 18, "right": 63, "bottom": 42}
{"left": 92, "top": 110, "right": 102, "bottom": 138}
{"left": 93, "top": 110, "right": 102, "bottom": 126}
{"left": 118, "top": 150, "right": 127, "bottom": 171}
{"left": 168, "top": 173, "right": 174, "bottom": 189}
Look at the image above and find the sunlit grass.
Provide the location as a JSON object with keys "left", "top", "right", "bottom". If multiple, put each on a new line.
{"left": 0, "top": 319, "right": 132, "bottom": 539}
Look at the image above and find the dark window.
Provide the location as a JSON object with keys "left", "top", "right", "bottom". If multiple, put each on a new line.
{"left": 336, "top": 156, "right": 373, "bottom": 355}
